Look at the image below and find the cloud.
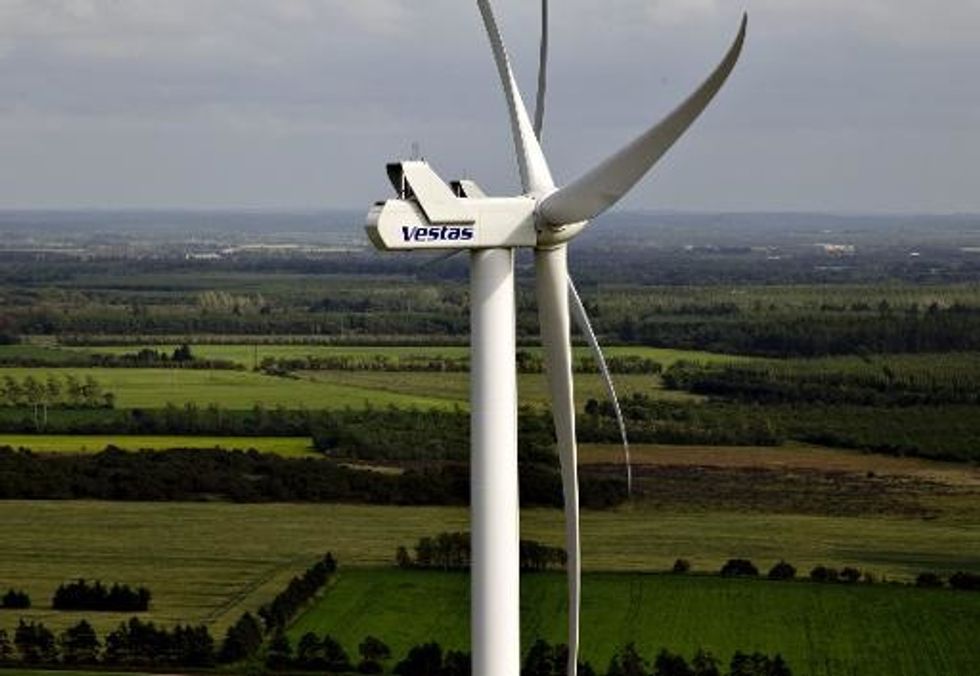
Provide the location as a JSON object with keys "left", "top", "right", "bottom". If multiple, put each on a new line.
{"left": 0, "top": 0, "right": 978, "bottom": 210}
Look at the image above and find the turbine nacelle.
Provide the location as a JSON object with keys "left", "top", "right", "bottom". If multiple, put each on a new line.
{"left": 366, "top": 159, "right": 579, "bottom": 251}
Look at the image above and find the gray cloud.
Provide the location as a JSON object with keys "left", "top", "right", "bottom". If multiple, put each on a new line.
{"left": 0, "top": 0, "right": 977, "bottom": 212}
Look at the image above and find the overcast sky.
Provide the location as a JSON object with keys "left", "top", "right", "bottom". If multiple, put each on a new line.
{"left": 0, "top": 0, "right": 978, "bottom": 213}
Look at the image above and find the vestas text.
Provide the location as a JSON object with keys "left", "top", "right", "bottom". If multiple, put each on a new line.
{"left": 401, "top": 225, "right": 474, "bottom": 243}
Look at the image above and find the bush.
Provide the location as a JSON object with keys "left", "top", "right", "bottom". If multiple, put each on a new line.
{"left": 720, "top": 559, "right": 759, "bottom": 578}
{"left": 809, "top": 566, "right": 838, "bottom": 583}
{"left": 1, "top": 589, "right": 30, "bottom": 609}
{"left": 839, "top": 567, "right": 861, "bottom": 584}
{"left": 915, "top": 572, "right": 944, "bottom": 588}
{"left": 949, "top": 571, "right": 980, "bottom": 591}
{"left": 767, "top": 561, "right": 796, "bottom": 581}
{"left": 653, "top": 648, "right": 693, "bottom": 676}
{"left": 394, "top": 642, "right": 443, "bottom": 676}
{"left": 672, "top": 559, "right": 691, "bottom": 574}
{"left": 729, "top": 651, "right": 792, "bottom": 676}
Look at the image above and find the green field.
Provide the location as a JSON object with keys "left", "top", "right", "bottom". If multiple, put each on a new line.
{"left": 0, "top": 367, "right": 455, "bottom": 410}
{"left": 65, "top": 343, "right": 744, "bottom": 369}
{"left": 289, "top": 568, "right": 980, "bottom": 676}
{"left": 0, "top": 501, "right": 977, "bottom": 640}
{"left": 0, "top": 434, "right": 314, "bottom": 457}
{"left": 0, "top": 367, "right": 694, "bottom": 410}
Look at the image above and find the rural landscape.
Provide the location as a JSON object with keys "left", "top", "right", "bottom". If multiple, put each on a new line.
{"left": 0, "top": 210, "right": 978, "bottom": 675}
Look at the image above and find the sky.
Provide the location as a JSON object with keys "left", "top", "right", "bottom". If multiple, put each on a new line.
{"left": 0, "top": 0, "right": 978, "bottom": 213}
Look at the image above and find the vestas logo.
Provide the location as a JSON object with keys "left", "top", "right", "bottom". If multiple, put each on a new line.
{"left": 401, "top": 225, "right": 475, "bottom": 243}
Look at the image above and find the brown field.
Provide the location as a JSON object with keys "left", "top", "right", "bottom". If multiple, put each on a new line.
{"left": 579, "top": 443, "right": 980, "bottom": 487}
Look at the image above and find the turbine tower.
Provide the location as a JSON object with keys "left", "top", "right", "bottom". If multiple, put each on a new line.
{"left": 365, "top": 3, "right": 747, "bottom": 675}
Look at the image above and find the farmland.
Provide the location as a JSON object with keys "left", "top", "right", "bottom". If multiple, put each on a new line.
{"left": 1, "top": 212, "right": 980, "bottom": 673}
{"left": 0, "top": 434, "right": 314, "bottom": 457}
{"left": 288, "top": 568, "right": 980, "bottom": 676}
{"left": 0, "top": 501, "right": 977, "bottom": 638}
{"left": 0, "top": 366, "right": 694, "bottom": 411}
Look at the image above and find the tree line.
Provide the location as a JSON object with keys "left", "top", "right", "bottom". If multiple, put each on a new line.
{"left": 661, "top": 359, "right": 980, "bottom": 406}
{"left": 52, "top": 579, "right": 150, "bottom": 612}
{"left": 395, "top": 532, "right": 567, "bottom": 572}
{"left": 259, "top": 352, "right": 662, "bottom": 376}
{"left": 0, "top": 447, "right": 626, "bottom": 509}
{"left": 0, "top": 373, "right": 113, "bottom": 409}
{"left": 0, "top": 344, "right": 240, "bottom": 370}
{"left": 254, "top": 634, "right": 793, "bottom": 676}
{"left": 0, "top": 618, "right": 213, "bottom": 668}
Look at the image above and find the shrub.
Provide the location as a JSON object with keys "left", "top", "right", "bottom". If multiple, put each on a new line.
{"left": 653, "top": 648, "right": 693, "bottom": 676}
{"left": 839, "top": 567, "right": 861, "bottom": 583}
{"left": 767, "top": 561, "right": 796, "bottom": 581}
{"left": 1, "top": 589, "right": 30, "bottom": 609}
{"left": 915, "top": 572, "right": 943, "bottom": 588}
{"left": 672, "top": 559, "right": 691, "bottom": 574}
{"left": 720, "top": 559, "right": 759, "bottom": 577}
{"left": 949, "top": 571, "right": 980, "bottom": 591}
{"left": 809, "top": 566, "right": 838, "bottom": 583}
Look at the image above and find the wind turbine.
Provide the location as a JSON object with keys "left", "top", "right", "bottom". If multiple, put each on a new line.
{"left": 365, "top": 2, "right": 747, "bottom": 676}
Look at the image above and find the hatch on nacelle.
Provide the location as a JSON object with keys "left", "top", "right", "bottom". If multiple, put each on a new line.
{"left": 385, "top": 161, "right": 475, "bottom": 225}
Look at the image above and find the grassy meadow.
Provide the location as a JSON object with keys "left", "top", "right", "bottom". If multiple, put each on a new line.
{"left": 289, "top": 568, "right": 980, "bottom": 676}
{"left": 0, "top": 501, "right": 977, "bottom": 639}
{"left": 0, "top": 366, "right": 693, "bottom": 411}
{"left": 60, "top": 343, "right": 743, "bottom": 368}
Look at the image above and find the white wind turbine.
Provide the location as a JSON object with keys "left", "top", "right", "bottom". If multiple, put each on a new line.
{"left": 365, "top": 3, "right": 747, "bottom": 676}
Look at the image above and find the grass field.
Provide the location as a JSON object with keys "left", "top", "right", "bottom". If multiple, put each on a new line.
{"left": 0, "top": 501, "right": 977, "bottom": 640}
{"left": 0, "top": 367, "right": 695, "bottom": 410}
{"left": 288, "top": 568, "right": 980, "bottom": 676}
{"left": 65, "top": 343, "right": 744, "bottom": 369}
{"left": 0, "top": 434, "right": 315, "bottom": 457}
{"left": 0, "top": 367, "right": 456, "bottom": 410}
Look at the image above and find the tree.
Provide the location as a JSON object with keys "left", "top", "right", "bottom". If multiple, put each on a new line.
{"left": 360, "top": 635, "right": 392, "bottom": 664}
{"left": 173, "top": 343, "right": 194, "bottom": 362}
{"left": 950, "top": 571, "right": 980, "bottom": 591}
{"left": 297, "top": 632, "right": 325, "bottom": 669}
{"left": 607, "top": 642, "right": 647, "bottom": 676}
{"left": 691, "top": 649, "right": 720, "bottom": 676}
{"left": 321, "top": 634, "right": 352, "bottom": 673}
{"left": 396, "top": 546, "right": 413, "bottom": 568}
{"left": 809, "top": 566, "right": 838, "bottom": 583}
{"left": 219, "top": 612, "right": 263, "bottom": 663}
{"left": 14, "top": 620, "right": 57, "bottom": 664}
{"left": 720, "top": 559, "right": 759, "bottom": 577}
{"left": 915, "top": 572, "right": 943, "bottom": 588}
{"left": 3, "top": 375, "right": 24, "bottom": 406}
{"left": 443, "top": 649, "right": 472, "bottom": 676}
{"left": 522, "top": 639, "right": 556, "bottom": 676}
{"left": 654, "top": 649, "right": 693, "bottom": 676}
{"left": 0, "top": 629, "right": 13, "bottom": 664}
{"left": 83, "top": 375, "right": 102, "bottom": 407}
{"left": 266, "top": 632, "right": 293, "bottom": 670}
{"left": 60, "top": 620, "right": 100, "bottom": 665}
{"left": 767, "top": 561, "right": 796, "bottom": 581}
{"left": 729, "top": 651, "right": 792, "bottom": 676}
{"left": 394, "top": 642, "right": 444, "bottom": 676}
{"left": 2, "top": 588, "right": 30, "bottom": 609}
{"left": 171, "top": 624, "right": 214, "bottom": 667}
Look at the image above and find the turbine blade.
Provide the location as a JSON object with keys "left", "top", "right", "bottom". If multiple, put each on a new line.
{"left": 476, "top": 0, "right": 555, "bottom": 195}
{"left": 539, "top": 13, "right": 747, "bottom": 226}
{"left": 533, "top": 0, "right": 549, "bottom": 139}
{"left": 567, "top": 277, "right": 632, "bottom": 497}
{"left": 534, "top": 244, "right": 580, "bottom": 676}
